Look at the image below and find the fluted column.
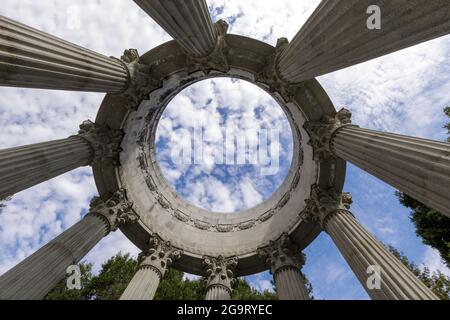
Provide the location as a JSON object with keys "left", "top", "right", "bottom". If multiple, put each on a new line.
{"left": 0, "top": 16, "right": 156, "bottom": 105}
{"left": 120, "top": 234, "right": 182, "bottom": 300}
{"left": 203, "top": 256, "right": 238, "bottom": 300}
{"left": 0, "top": 190, "right": 137, "bottom": 300}
{"left": 304, "top": 108, "right": 450, "bottom": 218}
{"left": 258, "top": 233, "right": 310, "bottom": 300}
{"left": 305, "top": 186, "right": 438, "bottom": 300}
{"left": 133, "top": 0, "right": 218, "bottom": 57}
{"left": 0, "top": 120, "right": 123, "bottom": 198}
{"left": 277, "top": 0, "right": 450, "bottom": 83}
{"left": 332, "top": 126, "right": 450, "bottom": 218}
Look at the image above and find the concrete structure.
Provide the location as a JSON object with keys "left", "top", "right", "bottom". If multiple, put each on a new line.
{"left": 1, "top": 1, "right": 449, "bottom": 300}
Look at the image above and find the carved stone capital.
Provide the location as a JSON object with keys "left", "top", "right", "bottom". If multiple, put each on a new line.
{"left": 202, "top": 255, "right": 238, "bottom": 294}
{"left": 119, "top": 49, "right": 162, "bottom": 110}
{"left": 138, "top": 233, "right": 182, "bottom": 279}
{"left": 88, "top": 189, "right": 138, "bottom": 232}
{"left": 256, "top": 38, "right": 298, "bottom": 102}
{"left": 186, "top": 20, "right": 230, "bottom": 74}
{"left": 258, "top": 233, "right": 305, "bottom": 277}
{"left": 303, "top": 108, "right": 354, "bottom": 161}
{"left": 77, "top": 120, "right": 124, "bottom": 166}
{"left": 303, "top": 185, "right": 352, "bottom": 228}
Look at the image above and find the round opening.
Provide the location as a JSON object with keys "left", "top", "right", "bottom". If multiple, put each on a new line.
{"left": 155, "top": 78, "right": 293, "bottom": 213}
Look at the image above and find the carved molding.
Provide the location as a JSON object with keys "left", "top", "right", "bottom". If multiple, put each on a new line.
{"left": 303, "top": 108, "right": 354, "bottom": 161}
{"left": 185, "top": 20, "right": 230, "bottom": 74}
{"left": 258, "top": 233, "right": 305, "bottom": 277}
{"left": 138, "top": 233, "right": 182, "bottom": 279}
{"left": 88, "top": 189, "right": 138, "bottom": 232}
{"left": 302, "top": 185, "right": 353, "bottom": 228}
{"left": 118, "top": 49, "right": 162, "bottom": 110}
{"left": 77, "top": 120, "right": 124, "bottom": 166}
{"left": 203, "top": 255, "right": 238, "bottom": 294}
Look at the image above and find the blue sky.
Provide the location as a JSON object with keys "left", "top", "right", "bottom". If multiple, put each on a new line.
{"left": 1, "top": 0, "right": 450, "bottom": 300}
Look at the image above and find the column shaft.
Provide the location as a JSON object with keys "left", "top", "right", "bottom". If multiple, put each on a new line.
{"left": 120, "top": 267, "right": 161, "bottom": 300}
{"left": 331, "top": 126, "right": 450, "bottom": 218}
{"left": 205, "top": 286, "right": 231, "bottom": 300}
{"left": 0, "top": 137, "right": 93, "bottom": 198}
{"left": 325, "top": 210, "right": 438, "bottom": 300}
{"left": 274, "top": 267, "right": 310, "bottom": 300}
{"left": 0, "top": 215, "right": 108, "bottom": 300}
{"left": 134, "top": 0, "right": 217, "bottom": 57}
{"left": 0, "top": 15, "right": 129, "bottom": 92}
{"left": 278, "top": 0, "right": 450, "bottom": 82}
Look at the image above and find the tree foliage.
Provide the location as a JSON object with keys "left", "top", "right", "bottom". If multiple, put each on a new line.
{"left": 396, "top": 106, "right": 450, "bottom": 268}
{"left": 387, "top": 245, "right": 450, "bottom": 300}
{"left": 46, "top": 253, "right": 283, "bottom": 300}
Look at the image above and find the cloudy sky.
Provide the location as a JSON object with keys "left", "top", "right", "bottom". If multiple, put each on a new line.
{"left": 1, "top": 0, "right": 450, "bottom": 300}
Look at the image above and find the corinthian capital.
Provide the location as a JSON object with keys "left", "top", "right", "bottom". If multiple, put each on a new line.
{"left": 303, "top": 185, "right": 352, "bottom": 228}
{"left": 88, "top": 189, "right": 138, "bottom": 232}
{"left": 304, "top": 108, "right": 354, "bottom": 161}
{"left": 258, "top": 233, "right": 305, "bottom": 276}
{"left": 138, "top": 234, "right": 182, "bottom": 279}
{"left": 77, "top": 120, "right": 123, "bottom": 166}
{"left": 186, "top": 20, "right": 230, "bottom": 74}
{"left": 119, "top": 49, "right": 161, "bottom": 110}
{"left": 203, "top": 255, "right": 238, "bottom": 294}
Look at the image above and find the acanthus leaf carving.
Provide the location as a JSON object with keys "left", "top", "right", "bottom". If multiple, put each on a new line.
{"left": 303, "top": 108, "right": 354, "bottom": 161}
{"left": 118, "top": 49, "right": 162, "bottom": 110}
{"left": 257, "top": 233, "right": 305, "bottom": 277}
{"left": 77, "top": 120, "right": 124, "bottom": 167}
{"left": 202, "top": 255, "right": 238, "bottom": 293}
{"left": 88, "top": 189, "right": 138, "bottom": 232}
{"left": 185, "top": 20, "right": 230, "bottom": 74}
{"left": 139, "top": 233, "right": 182, "bottom": 278}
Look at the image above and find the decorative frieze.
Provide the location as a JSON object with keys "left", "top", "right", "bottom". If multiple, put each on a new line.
{"left": 303, "top": 108, "right": 353, "bottom": 161}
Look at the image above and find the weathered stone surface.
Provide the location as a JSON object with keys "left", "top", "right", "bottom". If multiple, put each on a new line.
{"left": 134, "top": 0, "right": 218, "bottom": 57}
{"left": 0, "top": 136, "right": 93, "bottom": 198}
{"left": 305, "top": 187, "right": 438, "bottom": 300}
{"left": 120, "top": 233, "right": 181, "bottom": 300}
{"left": 77, "top": 120, "right": 124, "bottom": 166}
{"left": 0, "top": 191, "right": 136, "bottom": 300}
{"left": 278, "top": 0, "right": 450, "bottom": 82}
{"left": 0, "top": 16, "right": 129, "bottom": 92}
{"left": 203, "top": 256, "right": 238, "bottom": 300}
{"left": 258, "top": 233, "right": 309, "bottom": 300}
{"left": 304, "top": 108, "right": 353, "bottom": 161}
{"left": 332, "top": 126, "right": 450, "bottom": 218}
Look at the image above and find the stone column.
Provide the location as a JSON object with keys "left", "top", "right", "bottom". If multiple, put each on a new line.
{"left": 305, "top": 186, "right": 439, "bottom": 300}
{"left": 304, "top": 107, "right": 450, "bottom": 218}
{"left": 120, "top": 234, "right": 182, "bottom": 300}
{"left": 277, "top": 0, "right": 450, "bottom": 82}
{"left": 0, "top": 120, "right": 122, "bottom": 198}
{"left": 133, "top": 0, "right": 218, "bottom": 57}
{"left": 258, "top": 233, "right": 310, "bottom": 300}
{"left": 0, "top": 16, "right": 156, "bottom": 102}
{"left": 0, "top": 190, "right": 137, "bottom": 300}
{"left": 203, "top": 256, "right": 238, "bottom": 300}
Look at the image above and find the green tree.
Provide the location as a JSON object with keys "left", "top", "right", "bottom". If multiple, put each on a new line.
{"left": 0, "top": 196, "right": 11, "bottom": 213}
{"left": 47, "top": 252, "right": 289, "bottom": 300}
{"left": 396, "top": 106, "right": 450, "bottom": 268}
{"left": 387, "top": 245, "right": 450, "bottom": 300}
